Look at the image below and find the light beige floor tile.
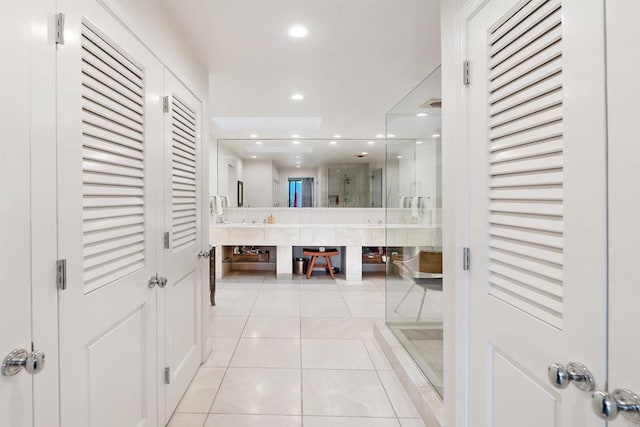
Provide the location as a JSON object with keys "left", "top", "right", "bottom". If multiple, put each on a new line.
{"left": 301, "top": 301, "right": 350, "bottom": 318}
{"left": 255, "top": 290, "right": 300, "bottom": 302}
{"left": 302, "top": 369, "right": 395, "bottom": 417}
{"left": 378, "top": 371, "right": 422, "bottom": 418}
{"left": 212, "top": 368, "right": 301, "bottom": 415}
{"left": 167, "top": 413, "right": 208, "bottom": 427}
{"left": 204, "top": 414, "right": 301, "bottom": 427}
{"left": 243, "top": 317, "right": 300, "bottom": 338}
{"left": 205, "top": 337, "right": 239, "bottom": 367}
{"left": 299, "top": 290, "right": 345, "bottom": 303}
{"left": 251, "top": 300, "right": 300, "bottom": 317}
{"left": 231, "top": 338, "right": 301, "bottom": 368}
{"left": 211, "top": 292, "right": 257, "bottom": 316}
{"left": 303, "top": 416, "right": 401, "bottom": 427}
{"left": 301, "top": 318, "right": 361, "bottom": 339}
{"left": 175, "top": 367, "right": 226, "bottom": 413}
{"left": 341, "top": 291, "right": 385, "bottom": 302}
{"left": 299, "top": 284, "right": 340, "bottom": 291}
{"left": 399, "top": 418, "right": 427, "bottom": 427}
{"left": 302, "top": 339, "right": 374, "bottom": 370}
{"left": 346, "top": 301, "right": 386, "bottom": 318}
{"left": 209, "top": 316, "right": 247, "bottom": 337}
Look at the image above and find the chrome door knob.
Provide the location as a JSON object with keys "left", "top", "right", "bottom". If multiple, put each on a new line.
{"left": 197, "top": 251, "right": 210, "bottom": 259}
{"left": 592, "top": 389, "right": 640, "bottom": 423}
{"left": 148, "top": 275, "right": 159, "bottom": 288}
{"left": 548, "top": 362, "right": 595, "bottom": 391}
{"left": 2, "top": 349, "right": 45, "bottom": 376}
{"left": 158, "top": 276, "right": 168, "bottom": 288}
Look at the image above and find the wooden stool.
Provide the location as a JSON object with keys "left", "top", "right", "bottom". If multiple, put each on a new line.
{"left": 303, "top": 248, "right": 339, "bottom": 279}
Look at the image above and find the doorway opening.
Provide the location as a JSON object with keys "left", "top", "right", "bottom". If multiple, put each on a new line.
{"left": 288, "top": 177, "right": 314, "bottom": 207}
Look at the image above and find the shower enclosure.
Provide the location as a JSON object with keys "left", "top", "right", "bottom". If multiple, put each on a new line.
{"left": 385, "top": 67, "right": 443, "bottom": 399}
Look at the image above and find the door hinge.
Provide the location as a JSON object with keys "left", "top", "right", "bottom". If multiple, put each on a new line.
{"left": 56, "top": 259, "right": 67, "bottom": 290}
{"left": 55, "top": 13, "right": 65, "bottom": 45}
{"left": 463, "top": 60, "right": 470, "bottom": 86}
{"left": 164, "top": 367, "right": 171, "bottom": 384}
{"left": 162, "top": 96, "right": 169, "bottom": 113}
{"left": 463, "top": 247, "right": 470, "bottom": 271}
{"left": 164, "top": 232, "right": 170, "bottom": 249}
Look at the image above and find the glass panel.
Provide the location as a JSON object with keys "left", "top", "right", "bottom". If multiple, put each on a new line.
{"left": 385, "top": 66, "right": 443, "bottom": 399}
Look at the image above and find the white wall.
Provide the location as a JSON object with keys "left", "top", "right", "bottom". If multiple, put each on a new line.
{"left": 243, "top": 159, "right": 274, "bottom": 207}
{"left": 110, "top": 0, "right": 208, "bottom": 97}
{"left": 216, "top": 143, "right": 243, "bottom": 206}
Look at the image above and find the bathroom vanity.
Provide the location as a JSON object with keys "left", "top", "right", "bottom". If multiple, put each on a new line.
{"left": 210, "top": 209, "right": 440, "bottom": 280}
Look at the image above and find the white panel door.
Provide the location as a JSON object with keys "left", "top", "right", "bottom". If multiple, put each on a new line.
{"left": 606, "top": 1, "right": 640, "bottom": 425}
{"left": 56, "top": 1, "right": 164, "bottom": 426}
{"left": 1, "top": 3, "right": 36, "bottom": 426}
{"left": 466, "top": 0, "right": 608, "bottom": 425}
{"left": 161, "top": 71, "right": 203, "bottom": 421}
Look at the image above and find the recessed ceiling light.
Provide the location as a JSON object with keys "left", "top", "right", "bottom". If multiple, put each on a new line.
{"left": 295, "top": 155, "right": 301, "bottom": 159}
{"left": 432, "top": 133, "right": 441, "bottom": 138}
{"left": 397, "top": 155, "right": 403, "bottom": 159}
{"left": 416, "top": 112, "right": 428, "bottom": 117}
{"left": 329, "top": 141, "right": 337, "bottom": 145}
{"left": 416, "top": 140, "right": 423, "bottom": 144}
{"left": 387, "top": 134, "right": 395, "bottom": 138}
{"left": 367, "top": 141, "right": 375, "bottom": 145}
{"left": 291, "top": 93, "right": 304, "bottom": 101}
{"left": 256, "top": 141, "right": 263, "bottom": 145}
{"left": 333, "top": 134, "right": 342, "bottom": 138}
{"left": 296, "top": 161, "right": 301, "bottom": 164}
{"left": 376, "top": 134, "right": 384, "bottom": 138}
{"left": 292, "top": 140, "right": 300, "bottom": 144}
{"left": 292, "top": 134, "right": 300, "bottom": 138}
{"left": 361, "top": 151, "right": 368, "bottom": 155}
{"left": 250, "top": 134, "right": 258, "bottom": 138}
{"left": 251, "top": 155, "right": 257, "bottom": 159}
{"left": 288, "top": 25, "right": 308, "bottom": 38}
{"left": 296, "top": 165, "right": 301, "bottom": 168}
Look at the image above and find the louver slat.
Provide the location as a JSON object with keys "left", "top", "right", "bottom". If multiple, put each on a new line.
{"left": 487, "top": 0, "right": 564, "bottom": 329}
{"left": 81, "top": 22, "right": 145, "bottom": 292}
{"left": 170, "top": 96, "right": 198, "bottom": 252}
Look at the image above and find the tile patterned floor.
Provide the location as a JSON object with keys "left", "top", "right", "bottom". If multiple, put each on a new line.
{"left": 167, "top": 272, "right": 426, "bottom": 427}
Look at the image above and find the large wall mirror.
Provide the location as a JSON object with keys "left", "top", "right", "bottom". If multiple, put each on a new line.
{"left": 215, "top": 135, "right": 441, "bottom": 209}
{"left": 216, "top": 138, "right": 388, "bottom": 208}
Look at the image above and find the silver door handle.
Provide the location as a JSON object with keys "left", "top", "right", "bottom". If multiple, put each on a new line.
{"left": 2, "top": 349, "right": 45, "bottom": 376}
{"left": 198, "top": 251, "right": 210, "bottom": 259}
{"left": 592, "top": 389, "right": 640, "bottom": 423}
{"left": 148, "top": 275, "right": 159, "bottom": 288}
{"left": 548, "top": 362, "right": 595, "bottom": 391}
{"left": 158, "top": 276, "right": 167, "bottom": 288}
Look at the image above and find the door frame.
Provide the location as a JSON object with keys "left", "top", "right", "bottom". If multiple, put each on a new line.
{"left": 31, "top": 1, "right": 60, "bottom": 425}
{"left": 442, "top": 1, "right": 487, "bottom": 426}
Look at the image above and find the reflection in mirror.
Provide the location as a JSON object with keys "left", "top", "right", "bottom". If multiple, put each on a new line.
{"left": 288, "top": 177, "right": 314, "bottom": 207}
{"left": 216, "top": 138, "right": 391, "bottom": 208}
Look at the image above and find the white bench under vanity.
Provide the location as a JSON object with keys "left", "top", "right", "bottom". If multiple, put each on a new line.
{"left": 210, "top": 207, "right": 441, "bottom": 280}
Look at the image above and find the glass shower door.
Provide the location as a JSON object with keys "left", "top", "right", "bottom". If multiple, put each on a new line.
{"left": 385, "top": 66, "right": 443, "bottom": 399}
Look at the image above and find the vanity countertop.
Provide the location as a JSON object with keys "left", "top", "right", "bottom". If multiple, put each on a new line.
{"left": 210, "top": 222, "right": 438, "bottom": 229}
{"left": 209, "top": 222, "right": 441, "bottom": 247}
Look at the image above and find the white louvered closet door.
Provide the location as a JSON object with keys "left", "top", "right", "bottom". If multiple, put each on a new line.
{"left": 466, "top": 0, "right": 607, "bottom": 425}
{"left": 56, "top": 1, "right": 164, "bottom": 426}
{"left": 160, "top": 71, "right": 203, "bottom": 422}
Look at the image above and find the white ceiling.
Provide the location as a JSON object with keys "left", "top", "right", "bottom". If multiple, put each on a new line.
{"left": 158, "top": 0, "right": 442, "bottom": 140}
